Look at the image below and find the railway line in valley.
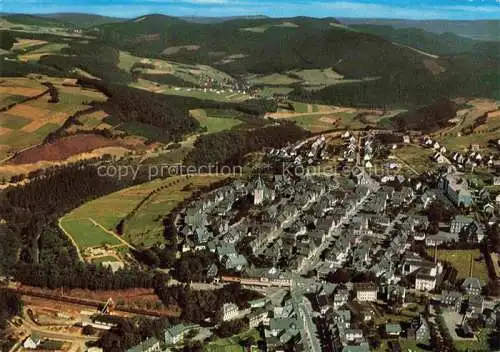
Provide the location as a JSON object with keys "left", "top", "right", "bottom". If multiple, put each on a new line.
{"left": 0, "top": 285, "right": 180, "bottom": 318}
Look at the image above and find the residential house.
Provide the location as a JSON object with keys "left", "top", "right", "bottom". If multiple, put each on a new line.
{"left": 408, "top": 315, "right": 430, "bottom": 342}
{"left": 343, "top": 329, "right": 363, "bottom": 342}
{"left": 316, "top": 294, "right": 332, "bottom": 315}
{"left": 385, "top": 323, "right": 402, "bottom": 337}
{"left": 355, "top": 283, "right": 377, "bottom": 302}
{"left": 334, "top": 288, "right": 350, "bottom": 309}
{"left": 415, "top": 274, "right": 437, "bottom": 292}
{"left": 450, "top": 215, "right": 475, "bottom": 234}
{"left": 439, "top": 173, "right": 473, "bottom": 207}
{"left": 164, "top": 325, "right": 192, "bottom": 346}
{"left": 23, "top": 334, "right": 41, "bottom": 349}
{"left": 440, "top": 290, "right": 463, "bottom": 312}
{"left": 425, "top": 231, "right": 459, "bottom": 247}
{"left": 248, "top": 308, "right": 269, "bottom": 328}
{"left": 461, "top": 277, "right": 484, "bottom": 296}
{"left": 467, "top": 295, "right": 484, "bottom": 315}
{"left": 221, "top": 303, "right": 239, "bottom": 322}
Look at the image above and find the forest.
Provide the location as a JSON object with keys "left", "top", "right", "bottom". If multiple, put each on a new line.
{"left": 0, "top": 162, "right": 161, "bottom": 288}
{"left": 0, "top": 291, "right": 22, "bottom": 351}
{"left": 185, "top": 122, "right": 309, "bottom": 166}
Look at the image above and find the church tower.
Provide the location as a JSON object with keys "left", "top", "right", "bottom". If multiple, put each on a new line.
{"left": 254, "top": 176, "right": 265, "bottom": 205}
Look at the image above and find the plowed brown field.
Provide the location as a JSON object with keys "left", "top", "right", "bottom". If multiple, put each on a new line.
{"left": 10, "top": 134, "right": 122, "bottom": 164}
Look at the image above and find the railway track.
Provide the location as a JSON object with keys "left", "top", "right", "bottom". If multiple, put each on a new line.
{"left": 0, "top": 286, "right": 180, "bottom": 318}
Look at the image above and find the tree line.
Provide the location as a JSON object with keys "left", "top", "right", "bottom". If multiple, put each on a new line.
{"left": 185, "top": 122, "right": 309, "bottom": 166}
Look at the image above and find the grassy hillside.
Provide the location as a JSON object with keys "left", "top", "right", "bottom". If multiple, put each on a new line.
{"left": 93, "top": 15, "right": 430, "bottom": 78}
{"left": 89, "top": 15, "right": 500, "bottom": 107}
{"left": 1, "top": 15, "right": 498, "bottom": 110}
{"left": 339, "top": 18, "right": 500, "bottom": 42}
{"left": 0, "top": 14, "right": 71, "bottom": 28}
{"left": 38, "top": 13, "right": 126, "bottom": 28}
{"left": 350, "top": 24, "right": 477, "bottom": 55}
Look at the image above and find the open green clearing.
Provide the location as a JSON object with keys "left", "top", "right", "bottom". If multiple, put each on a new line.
{"left": 247, "top": 73, "right": 300, "bottom": 86}
{"left": 123, "top": 175, "right": 229, "bottom": 247}
{"left": 60, "top": 218, "right": 121, "bottom": 249}
{"left": 63, "top": 175, "right": 229, "bottom": 248}
{"left": 454, "top": 328, "right": 492, "bottom": 352}
{"left": 288, "top": 114, "right": 336, "bottom": 133}
{"left": 240, "top": 22, "right": 299, "bottom": 33}
{"left": 288, "top": 68, "right": 344, "bottom": 86}
{"left": 427, "top": 249, "right": 489, "bottom": 282}
{"left": 392, "top": 145, "right": 435, "bottom": 174}
{"left": 191, "top": 109, "right": 242, "bottom": 133}
{"left": 205, "top": 328, "right": 261, "bottom": 352}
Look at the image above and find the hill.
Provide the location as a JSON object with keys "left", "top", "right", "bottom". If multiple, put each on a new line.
{"left": 349, "top": 24, "right": 477, "bottom": 56}
{"left": 181, "top": 15, "right": 270, "bottom": 24}
{"left": 1, "top": 14, "right": 499, "bottom": 109}
{"left": 339, "top": 18, "right": 500, "bottom": 42}
{"left": 0, "top": 14, "right": 71, "bottom": 28}
{"left": 37, "top": 13, "right": 126, "bottom": 27}
{"left": 93, "top": 15, "right": 430, "bottom": 77}
{"left": 86, "top": 15, "right": 499, "bottom": 107}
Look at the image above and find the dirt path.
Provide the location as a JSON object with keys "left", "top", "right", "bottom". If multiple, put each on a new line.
{"left": 88, "top": 218, "right": 136, "bottom": 250}
{"left": 58, "top": 218, "right": 84, "bottom": 262}
{"left": 392, "top": 42, "right": 439, "bottom": 59}
{"left": 392, "top": 155, "right": 419, "bottom": 176}
{"left": 265, "top": 107, "right": 355, "bottom": 120}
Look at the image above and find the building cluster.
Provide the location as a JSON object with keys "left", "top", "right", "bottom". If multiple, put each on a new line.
{"left": 267, "top": 135, "right": 328, "bottom": 166}
{"left": 423, "top": 137, "right": 498, "bottom": 171}
{"left": 169, "top": 156, "right": 500, "bottom": 351}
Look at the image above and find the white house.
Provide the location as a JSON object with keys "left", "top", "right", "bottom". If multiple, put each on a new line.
{"left": 355, "top": 283, "right": 377, "bottom": 302}
{"left": 221, "top": 302, "right": 239, "bottom": 321}
{"left": 23, "top": 334, "right": 41, "bottom": 349}
{"left": 415, "top": 275, "right": 436, "bottom": 292}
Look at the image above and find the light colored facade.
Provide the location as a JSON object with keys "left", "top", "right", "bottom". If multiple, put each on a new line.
{"left": 415, "top": 275, "right": 436, "bottom": 292}
{"left": 23, "top": 335, "right": 41, "bottom": 350}
{"left": 221, "top": 302, "right": 239, "bottom": 321}
{"left": 355, "top": 284, "right": 377, "bottom": 302}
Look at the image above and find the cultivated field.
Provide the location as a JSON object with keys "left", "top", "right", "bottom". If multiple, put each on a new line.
{"left": 0, "top": 76, "right": 108, "bottom": 160}
{"left": 9, "top": 134, "right": 124, "bottom": 164}
{"left": 63, "top": 175, "right": 229, "bottom": 249}
{"left": 123, "top": 175, "right": 229, "bottom": 247}
{"left": 59, "top": 218, "right": 122, "bottom": 249}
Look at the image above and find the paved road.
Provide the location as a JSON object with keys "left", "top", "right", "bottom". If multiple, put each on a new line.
{"left": 292, "top": 291, "right": 322, "bottom": 352}
{"left": 15, "top": 309, "right": 99, "bottom": 352}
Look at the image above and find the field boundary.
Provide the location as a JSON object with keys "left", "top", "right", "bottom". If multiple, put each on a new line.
{"left": 57, "top": 217, "right": 84, "bottom": 262}
{"left": 88, "top": 217, "right": 136, "bottom": 250}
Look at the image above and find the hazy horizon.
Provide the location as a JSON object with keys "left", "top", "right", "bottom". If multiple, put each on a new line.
{"left": 1, "top": 0, "right": 500, "bottom": 20}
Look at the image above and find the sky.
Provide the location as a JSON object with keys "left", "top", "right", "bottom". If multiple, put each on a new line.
{"left": 2, "top": 0, "right": 500, "bottom": 20}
